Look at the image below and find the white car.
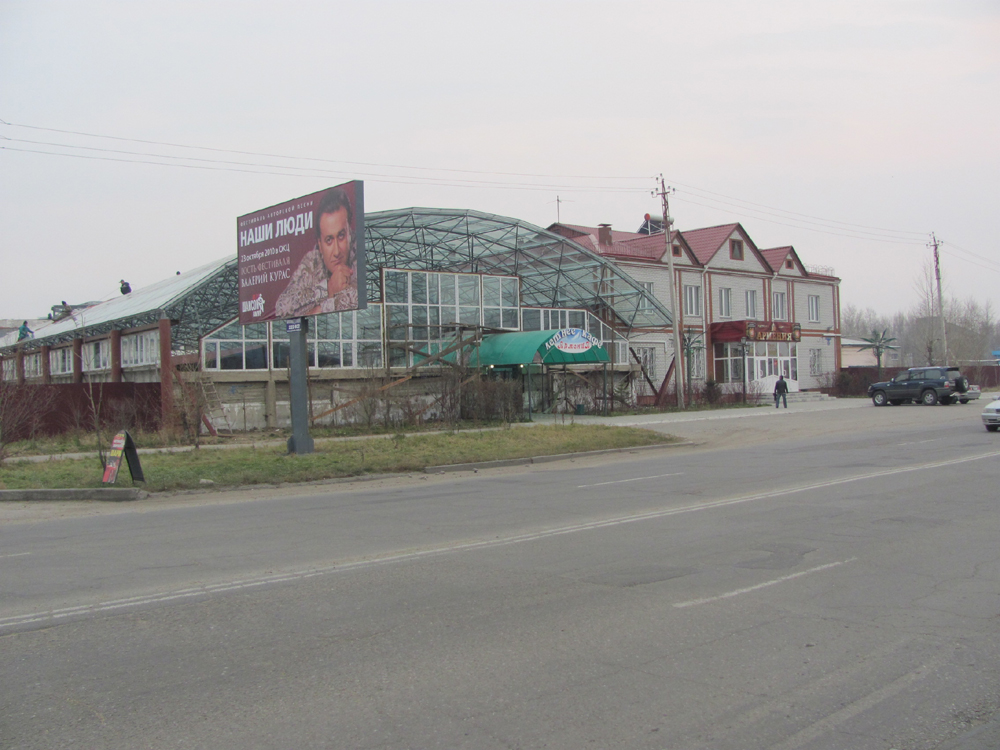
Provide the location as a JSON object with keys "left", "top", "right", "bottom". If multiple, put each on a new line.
{"left": 981, "top": 397, "right": 1000, "bottom": 432}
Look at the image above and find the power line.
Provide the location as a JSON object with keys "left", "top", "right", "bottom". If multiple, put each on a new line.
{"left": 671, "top": 194, "right": 924, "bottom": 245}
{"left": 0, "top": 118, "right": 648, "bottom": 182}
{"left": 0, "top": 145, "right": 647, "bottom": 193}
{"left": 666, "top": 178, "right": 928, "bottom": 239}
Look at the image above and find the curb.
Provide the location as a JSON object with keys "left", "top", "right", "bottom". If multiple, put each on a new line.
{"left": 0, "top": 488, "right": 146, "bottom": 502}
{"left": 425, "top": 441, "right": 693, "bottom": 473}
{"left": 0, "top": 442, "right": 694, "bottom": 500}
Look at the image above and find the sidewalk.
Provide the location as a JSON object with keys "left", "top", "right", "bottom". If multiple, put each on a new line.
{"left": 530, "top": 397, "right": 868, "bottom": 429}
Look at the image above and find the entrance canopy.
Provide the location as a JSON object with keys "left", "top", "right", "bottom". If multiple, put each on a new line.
{"left": 473, "top": 328, "right": 611, "bottom": 367}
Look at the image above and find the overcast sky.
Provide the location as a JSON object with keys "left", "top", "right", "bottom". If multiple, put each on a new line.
{"left": 1, "top": 0, "right": 997, "bottom": 321}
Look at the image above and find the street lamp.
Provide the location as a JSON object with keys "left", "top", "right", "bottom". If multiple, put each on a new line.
{"left": 739, "top": 336, "right": 750, "bottom": 404}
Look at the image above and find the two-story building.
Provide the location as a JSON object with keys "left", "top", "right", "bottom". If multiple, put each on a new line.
{"left": 549, "top": 219, "right": 842, "bottom": 396}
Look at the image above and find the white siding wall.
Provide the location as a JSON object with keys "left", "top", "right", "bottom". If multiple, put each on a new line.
{"left": 617, "top": 264, "right": 677, "bottom": 311}
{"left": 628, "top": 332, "right": 674, "bottom": 391}
{"left": 710, "top": 273, "right": 766, "bottom": 321}
{"left": 792, "top": 281, "right": 836, "bottom": 329}
{"left": 708, "top": 232, "right": 771, "bottom": 273}
{"left": 797, "top": 334, "right": 837, "bottom": 389}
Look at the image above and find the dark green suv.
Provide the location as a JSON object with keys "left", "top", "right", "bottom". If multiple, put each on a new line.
{"left": 868, "top": 366, "right": 969, "bottom": 406}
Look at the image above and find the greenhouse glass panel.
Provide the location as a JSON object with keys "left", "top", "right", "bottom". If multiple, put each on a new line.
{"left": 483, "top": 277, "right": 501, "bottom": 307}
{"left": 317, "top": 342, "right": 341, "bottom": 367}
{"left": 411, "top": 272, "right": 427, "bottom": 304}
{"left": 501, "top": 277, "right": 519, "bottom": 307}
{"left": 411, "top": 306, "right": 428, "bottom": 340}
{"left": 246, "top": 343, "right": 268, "bottom": 369}
{"left": 440, "top": 276, "right": 456, "bottom": 305}
{"left": 357, "top": 306, "right": 381, "bottom": 340}
{"left": 245, "top": 323, "right": 268, "bottom": 340}
{"left": 314, "top": 313, "right": 339, "bottom": 340}
{"left": 385, "top": 271, "right": 408, "bottom": 303}
{"left": 458, "top": 276, "right": 479, "bottom": 306}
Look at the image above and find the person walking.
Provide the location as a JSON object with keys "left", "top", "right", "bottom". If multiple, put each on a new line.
{"left": 774, "top": 374, "right": 789, "bottom": 409}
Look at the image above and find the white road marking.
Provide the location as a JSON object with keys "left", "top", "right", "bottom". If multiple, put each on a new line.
{"left": 577, "top": 472, "right": 684, "bottom": 488}
{"left": 769, "top": 653, "right": 948, "bottom": 750}
{"left": 3, "top": 449, "right": 999, "bottom": 632}
{"left": 0, "top": 552, "right": 31, "bottom": 559}
{"left": 672, "top": 558, "right": 857, "bottom": 608}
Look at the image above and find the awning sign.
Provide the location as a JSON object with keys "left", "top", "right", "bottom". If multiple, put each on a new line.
{"left": 545, "top": 328, "right": 599, "bottom": 353}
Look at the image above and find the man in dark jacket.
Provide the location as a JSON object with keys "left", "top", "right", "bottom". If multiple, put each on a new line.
{"left": 774, "top": 375, "right": 789, "bottom": 408}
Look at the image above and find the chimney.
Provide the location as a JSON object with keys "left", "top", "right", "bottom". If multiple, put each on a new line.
{"left": 598, "top": 223, "right": 613, "bottom": 247}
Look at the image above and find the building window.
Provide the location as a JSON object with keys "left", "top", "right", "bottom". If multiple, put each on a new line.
{"left": 82, "top": 340, "right": 110, "bottom": 372}
{"left": 635, "top": 346, "right": 657, "bottom": 395}
{"left": 745, "top": 290, "right": 757, "bottom": 319}
{"left": 808, "top": 294, "right": 820, "bottom": 323}
{"left": 122, "top": 330, "right": 160, "bottom": 368}
{"left": 772, "top": 291, "right": 787, "bottom": 320}
{"left": 718, "top": 287, "right": 731, "bottom": 318}
{"left": 730, "top": 239, "right": 744, "bottom": 260}
{"left": 683, "top": 285, "right": 701, "bottom": 317}
{"left": 672, "top": 244, "right": 682, "bottom": 257}
{"left": 786, "top": 259, "right": 794, "bottom": 269}
{"left": 638, "top": 281, "right": 654, "bottom": 311}
{"left": 809, "top": 348, "right": 823, "bottom": 375}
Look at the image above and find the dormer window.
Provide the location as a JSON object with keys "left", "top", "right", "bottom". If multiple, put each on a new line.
{"left": 785, "top": 259, "right": 794, "bottom": 269}
{"left": 730, "top": 239, "right": 744, "bottom": 260}
{"left": 672, "top": 244, "right": 682, "bottom": 257}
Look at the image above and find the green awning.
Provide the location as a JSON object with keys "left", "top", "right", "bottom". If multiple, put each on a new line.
{"left": 473, "top": 329, "right": 610, "bottom": 367}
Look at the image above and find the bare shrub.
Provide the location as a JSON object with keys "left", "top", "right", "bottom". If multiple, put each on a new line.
{"left": 0, "top": 381, "right": 57, "bottom": 458}
{"left": 461, "top": 378, "right": 522, "bottom": 424}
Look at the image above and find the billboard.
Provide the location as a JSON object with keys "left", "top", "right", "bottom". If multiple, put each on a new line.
{"left": 237, "top": 181, "right": 366, "bottom": 324}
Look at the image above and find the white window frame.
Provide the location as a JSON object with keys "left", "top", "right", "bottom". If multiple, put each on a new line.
{"left": 772, "top": 291, "right": 787, "bottom": 321}
{"left": 808, "top": 294, "right": 821, "bottom": 323}
{"left": 683, "top": 284, "right": 701, "bottom": 317}
{"left": 745, "top": 290, "right": 757, "bottom": 320}
{"left": 638, "top": 281, "right": 654, "bottom": 311}
{"left": 809, "top": 348, "right": 824, "bottom": 375}
{"left": 718, "top": 287, "right": 732, "bottom": 318}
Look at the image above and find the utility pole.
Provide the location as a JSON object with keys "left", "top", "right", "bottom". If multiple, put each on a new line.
{"left": 930, "top": 232, "right": 948, "bottom": 364}
{"left": 655, "top": 176, "right": 685, "bottom": 409}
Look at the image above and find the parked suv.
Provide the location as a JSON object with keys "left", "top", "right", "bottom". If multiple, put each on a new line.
{"left": 868, "top": 367, "right": 969, "bottom": 406}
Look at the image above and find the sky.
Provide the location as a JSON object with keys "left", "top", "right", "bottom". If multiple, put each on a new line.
{"left": 1, "top": 0, "right": 997, "bottom": 320}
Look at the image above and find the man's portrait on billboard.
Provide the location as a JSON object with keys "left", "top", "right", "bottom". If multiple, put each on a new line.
{"left": 275, "top": 186, "right": 360, "bottom": 318}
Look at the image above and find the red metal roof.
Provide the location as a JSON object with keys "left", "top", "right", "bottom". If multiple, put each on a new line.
{"left": 548, "top": 223, "right": 691, "bottom": 262}
{"left": 759, "top": 246, "right": 791, "bottom": 272}
{"left": 677, "top": 223, "right": 740, "bottom": 265}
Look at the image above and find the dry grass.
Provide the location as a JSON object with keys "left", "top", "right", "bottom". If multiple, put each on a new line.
{"left": 0, "top": 425, "right": 677, "bottom": 493}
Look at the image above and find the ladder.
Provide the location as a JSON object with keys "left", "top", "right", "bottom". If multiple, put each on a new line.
{"left": 197, "top": 373, "right": 235, "bottom": 437}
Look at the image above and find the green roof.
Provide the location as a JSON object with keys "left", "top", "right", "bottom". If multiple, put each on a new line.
{"left": 473, "top": 329, "right": 611, "bottom": 367}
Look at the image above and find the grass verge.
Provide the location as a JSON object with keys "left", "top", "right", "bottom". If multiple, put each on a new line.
{"left": 0, "top": 425, "right": 677, "bottom": 493}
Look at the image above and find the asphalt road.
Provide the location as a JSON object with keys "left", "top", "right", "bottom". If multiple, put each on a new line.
{"left": 3, "top": 399, "right": 1000, "bottom": 749}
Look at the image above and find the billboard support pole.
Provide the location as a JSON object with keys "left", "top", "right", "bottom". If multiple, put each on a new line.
{"left": 286, "top": 318, "right": 314, "bottom": 455}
